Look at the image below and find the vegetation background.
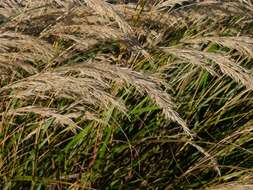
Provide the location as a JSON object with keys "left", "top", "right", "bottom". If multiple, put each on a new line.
{"left": 0, "top": 0, "right": 253, "bottom": 189}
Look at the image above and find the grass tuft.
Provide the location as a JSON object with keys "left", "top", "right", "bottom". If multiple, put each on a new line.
{"left": 0, "top": 0, "right": 253, "bottom": 189}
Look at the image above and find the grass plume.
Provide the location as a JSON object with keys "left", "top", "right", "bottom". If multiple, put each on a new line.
{"left": 0, "top": 0, "right": 253, "bottom": 189}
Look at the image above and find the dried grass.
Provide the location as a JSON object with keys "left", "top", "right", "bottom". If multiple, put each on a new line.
{"left": 163, "top": 48, "right": 253, "bottom": 90}
{"left": 0, "top": 0, "right": 253, "bottom": 189}
{"left": 206, "top": 183, "right": 253, "bottom": 190}
{"left": 183, "top": 36, "right": 253, "bottom": 57}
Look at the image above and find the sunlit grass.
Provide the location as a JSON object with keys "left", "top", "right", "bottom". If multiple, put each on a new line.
{"left": 0, "top": 0, "right": 253, "bottom": 189}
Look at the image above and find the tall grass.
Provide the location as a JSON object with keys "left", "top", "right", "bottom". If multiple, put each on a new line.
{"left": 0, "top": 0, "right": 253, "bottom": 189}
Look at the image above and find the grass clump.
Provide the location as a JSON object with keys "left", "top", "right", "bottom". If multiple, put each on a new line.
{"left": 0, "top": 0, "right": 253, "bottom": 189}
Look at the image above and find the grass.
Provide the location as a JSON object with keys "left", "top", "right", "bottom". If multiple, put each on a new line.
{"left": 0, "top": 0, "right": 253, "bottom": 189}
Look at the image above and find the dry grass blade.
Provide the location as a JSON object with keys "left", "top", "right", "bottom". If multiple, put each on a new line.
{"left": 0, "top": 31, "right": 55, "bottom": 59}
{"left": 0, "top": 0, "right": 81, "bottom": 12}
{"left": 84, "top": 0, "right": 133, "bottom": 35}
{"left": 1, "top": 58, "right": 191, "bottom": 135}
{"left": 188, "top": 141, "right": 221, "bottom": 176}
{"left": 1, "top": 71, "right": 125, "bottom": 112}
{"left": 206, "top": 183, "right": 253, "bottom": 190}
{"left": 41, "top": 24, "right": 124, "bottom": 50}
{"left": 155, "top": 0, "right": 187, "bottom": 9}
{"left": 0, "top": 53, "right": 38, "bottom": 74}
{"left": 1, "top": 106, "right": 81, "bottom": 133}
{"left": 57, "top": 61, "right": 192, "bottom": 136}
{"left": 0, "top": 3, "right": 67, "bottom": 36}
{"left": 162, "top": 48, "right": 253, "bottom": 90}
{"left": 183, "top": 36, "right": 253, "bottom": 57}
{"left": 0, "top": 31, "right": 55, "bottom": 81}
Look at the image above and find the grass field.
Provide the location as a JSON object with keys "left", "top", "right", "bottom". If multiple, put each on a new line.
{"left": 0, "top": 0, "right": 253, "bottom": 189}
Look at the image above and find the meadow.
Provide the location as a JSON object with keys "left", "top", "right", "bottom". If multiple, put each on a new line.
{"left": 0, "top": 0, "right": 253, "bottom": 189}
